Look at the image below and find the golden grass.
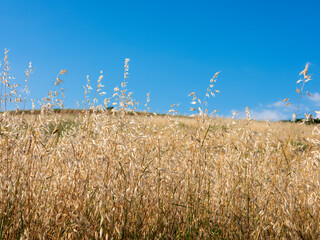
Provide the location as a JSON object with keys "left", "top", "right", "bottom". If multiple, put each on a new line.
{"left": 1, "top": 112, "right": 319, "bottom": 239}
{"left": 0, "top": 52, "right": 320, "bottom": 239}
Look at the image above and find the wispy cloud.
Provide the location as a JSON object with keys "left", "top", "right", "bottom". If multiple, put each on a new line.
{"left": 253, "top": 99, "right": 296, "bottom": 121}
{"left": 250, "top": 109, "right": 289, "bottom": 121}
{"left": 230, "top": 100, "right": 295, "bottom": 121}
{"left": 266, "top": 101, "right": 285, "bottom": 108}
{"left": 229, "top": 106, "right": 291, "bottom": 121}
{"left": 228, "top": 96, "right": 320, "bottom": 121}
{"left": 308, "top": 92, "right": 320, "bottom": 106}
{"left": 266, "top": 100, "right": 297, "bottom": 111}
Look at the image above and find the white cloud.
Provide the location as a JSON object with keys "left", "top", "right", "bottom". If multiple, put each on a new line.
{"left": 249, "top": 100, "right": 296, "bottom": 121}
{"left": 266, "top": 100, "right": 297, "bottom": 112}
{"left": 226, "top": 98, "right": 318, "bottom": 121}
{"left": 228, "top": 107, "right": 290, "bottom": 121}
{"left": 267, "top": 101, "right": 285, "bottom": 108}
{"left": 250, "top": 109, "right": 290, "bottom": 121}
{"left": 308, "top": 92, "right": 320, "bottom": 105}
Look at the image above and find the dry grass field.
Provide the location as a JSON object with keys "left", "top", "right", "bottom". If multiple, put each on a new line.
{"left": 1, "top": 111, "right": 320, "bottom": 239}
{"left": 1, "top": 53, "right": 320, "bottom": 239}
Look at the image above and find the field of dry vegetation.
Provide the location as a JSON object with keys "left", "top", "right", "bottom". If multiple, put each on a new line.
{"left": 1, "top": 51, "right": 320, "bottom": 239}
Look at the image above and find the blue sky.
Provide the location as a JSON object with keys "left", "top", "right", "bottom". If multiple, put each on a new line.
{"left": 1, "top": 0, "right": 320, "bottom": 120}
